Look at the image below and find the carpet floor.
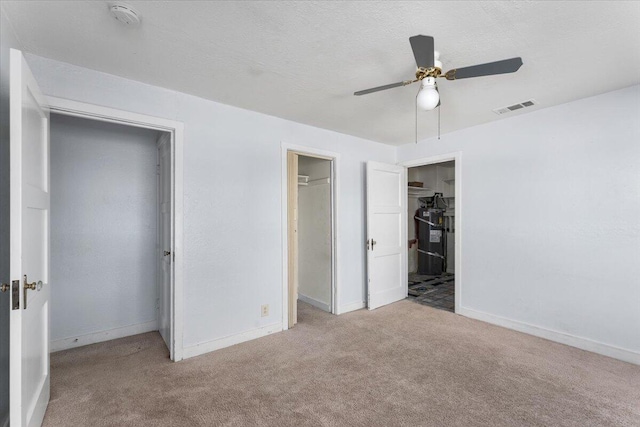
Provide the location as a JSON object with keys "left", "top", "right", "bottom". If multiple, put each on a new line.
{"left": 44, "top": 301, "right": 640, "bottom": 426}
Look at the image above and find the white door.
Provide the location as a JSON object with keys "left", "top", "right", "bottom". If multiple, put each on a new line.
{"left": 157, "top": 134, "right": 173, "bottom": 358}
{"left": 287, "top": 152, "right": 299, "bottom": 327}
{"left": 366, "top": 161, "right": 407, "bottom": 310}
{"left": 10, "top": 48, "right": 51, "bottom": 427}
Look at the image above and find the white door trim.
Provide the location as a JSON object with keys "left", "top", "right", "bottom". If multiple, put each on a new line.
{"left": 401, "top": 152, "right": 462, "bottom": 314}
{"left": 45, "top": 96, "right": 185, "bottom": 361}
{"left": 280, "top": 142, "right": 340, "bottom": 330}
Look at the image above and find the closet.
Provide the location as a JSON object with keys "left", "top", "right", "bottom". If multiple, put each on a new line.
{"left": 49, "top": 113, "right": 172, "bottom": 352}
{"left": 296, "top": 156, "right": 332, "bottom": 312}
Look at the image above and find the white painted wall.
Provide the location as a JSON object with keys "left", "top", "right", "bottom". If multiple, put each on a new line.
{"left": 298, "top": 157, "right": 331, "bottom": 311}
{"left": 0, "top": 8, "right": 22, "bottom": 423}
{"left": 49, "top": 114, "right": 160, "bottom": 345}
{"left": 398, "top": 85, "right": 640, "bottom": 362}
{"left": 24, "top": 54, "right": 396, "bottom": 354}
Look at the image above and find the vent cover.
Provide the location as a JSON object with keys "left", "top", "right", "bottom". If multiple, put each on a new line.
{"left": 493, "top": 99, "right": 537, "bottom": 115}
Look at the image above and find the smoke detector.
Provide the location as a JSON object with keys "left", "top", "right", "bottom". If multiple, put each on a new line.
{"left": 110, "top": 3, "right": 141, "bottom": 26}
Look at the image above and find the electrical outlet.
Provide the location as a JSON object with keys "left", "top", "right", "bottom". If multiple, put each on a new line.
{"left": 261, "top": 304, "right": 269, "bottom": 317}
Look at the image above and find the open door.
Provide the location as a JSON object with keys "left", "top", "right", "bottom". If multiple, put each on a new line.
{"left": 9, "top": 48, "right": 51, "bottom": 426}
{"left": 157, "top": 133, "right": 173, "bottom": 359}
{"left": 366, "top": 161, "right": 407, "bottom": 310}
{"left": 287, "top": 152, "right": 298, "bottom": 327}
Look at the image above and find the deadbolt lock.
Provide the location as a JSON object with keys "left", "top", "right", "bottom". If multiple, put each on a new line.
{"left": 163, "top": 250, "right": 171, "bottom": 256}
{"left": 0, "top": 283, "right": 9, "bottom": 293}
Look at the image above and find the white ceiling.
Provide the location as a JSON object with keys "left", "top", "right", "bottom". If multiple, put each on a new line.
{"left": 3, "top": 1, "right": 639, "bottom": 146}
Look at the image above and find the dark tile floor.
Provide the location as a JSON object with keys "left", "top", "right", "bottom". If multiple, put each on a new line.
{"left": 407, "top": 273, "right": 455, "bottom": 312}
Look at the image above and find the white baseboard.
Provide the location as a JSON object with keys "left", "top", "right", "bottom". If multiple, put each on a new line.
{"left": 183, "top": 322, "right": 282, "bottom": 360}
{"left": 458, "top": 306, "right": 640, "bottom": 365}
{"left": 338, "top": 301, "right": 366, "bottom": 315}
{"left": 51, "top": 320, "right": 158, "bottom": 353}
{"left": 298, "top": 294, "right": 331, "bottom": 312}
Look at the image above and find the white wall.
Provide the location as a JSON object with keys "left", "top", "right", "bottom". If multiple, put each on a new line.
{"left": 398, "top": 85, "right": 640, "bottom": 363}
{"left": 298, "top": 157, "right": 331, "bottom": 311}
{"left": 24, "top": 54, "right": 396, "bottom": 355}
{"left": 49, "top": 114, "right": 160, "bottom": 347}
{"left": 0, "top": 7, "right": 22, "bottom": 423}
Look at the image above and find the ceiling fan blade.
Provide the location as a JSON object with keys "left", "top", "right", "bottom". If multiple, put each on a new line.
{"left": 354, "top": 80, "right": 414, "bottom": 96}
{"left": 445, "top": 57, "right": 523, "bottom": 80}
{"left": 409, "top": 35, "right": 434, "bottom": 69}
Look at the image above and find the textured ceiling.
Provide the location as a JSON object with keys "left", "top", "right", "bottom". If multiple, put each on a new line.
{"left": 2, "top": 1, "right": 639, "bottom": 145}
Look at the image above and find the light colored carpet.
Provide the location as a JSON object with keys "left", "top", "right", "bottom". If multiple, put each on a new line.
{"left": 44, "top": 301, "right": 640, "bottom": 426}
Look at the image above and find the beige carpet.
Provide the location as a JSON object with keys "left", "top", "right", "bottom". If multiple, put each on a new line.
{"left": 44, "top": 301, "right": 640, "bottom": 426}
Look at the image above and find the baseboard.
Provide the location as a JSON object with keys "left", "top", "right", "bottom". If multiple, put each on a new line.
{"left": 458, "top": 306, "right": 640, "bottom": 365}
{"left": 338, "top": 301, "right": 366, "bottom": 315}
{"left": 51, "top": 320, "right": 158, "bottom": 352}
{"left": 183, "top": 322, "right": 282, "bottom": 360}
{"left": 298, "top": 294, "right": 331, "bottom": 312}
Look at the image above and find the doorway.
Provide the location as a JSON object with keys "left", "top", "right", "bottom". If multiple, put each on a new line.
{"left": 407, "top": 160, "right": 456, "bottom": 312}
{"left": 283, "top": 146, "right": 338, "bottom": 328}
{"left": 49, "top": 113, "right": 174, "bottom": 356}
{"left": 46, "top": 97, "right": 184, "bottom": 361}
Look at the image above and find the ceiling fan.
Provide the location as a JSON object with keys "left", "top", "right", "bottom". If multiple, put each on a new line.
{"left": 354, "top": 35, "right": 523, "bottom": 111}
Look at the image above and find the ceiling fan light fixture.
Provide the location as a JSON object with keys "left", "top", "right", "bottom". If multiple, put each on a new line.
{"left": 416, "top": 77, "right": 440, "bottom": 110}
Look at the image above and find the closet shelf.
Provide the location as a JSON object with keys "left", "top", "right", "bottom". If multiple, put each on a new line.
{"left": 299, "top": 177, "right": 330, "bottom": 187}
{"left": 408, "top": 186, "right": 433, "bottom": 197}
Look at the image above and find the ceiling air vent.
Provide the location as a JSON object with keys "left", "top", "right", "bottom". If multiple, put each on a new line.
{"left": 493, "top": 99, "right": 537, "bottom": 115}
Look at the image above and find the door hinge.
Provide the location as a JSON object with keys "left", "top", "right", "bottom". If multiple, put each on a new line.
{"left": 367, "top": 239, "right": 376, "bottom": 251}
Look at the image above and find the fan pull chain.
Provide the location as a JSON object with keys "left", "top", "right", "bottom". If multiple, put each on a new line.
{"left": 438, "top": 103, "right": 441, "bottom": 140}
{"left": 415, "top": 90, "right": 419, "bottom": 144}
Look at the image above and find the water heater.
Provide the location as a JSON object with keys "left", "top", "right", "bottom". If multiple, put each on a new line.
{"left": 415, "top": 208, "right": 445, "bottom": 275}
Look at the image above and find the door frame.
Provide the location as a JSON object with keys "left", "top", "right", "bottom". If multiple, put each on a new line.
{"left": 401, "top": 152, "right": 462, "bottom": 313}
{"left": 46, "top": 96, "right": 185, "bottom": 361}
{"left": 281, "top": 142, "right": 340, "bottom": 329}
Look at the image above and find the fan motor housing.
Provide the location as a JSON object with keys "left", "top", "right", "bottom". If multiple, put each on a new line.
{"left": 416, "top": 67, "right": 442, "bottom": 80}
